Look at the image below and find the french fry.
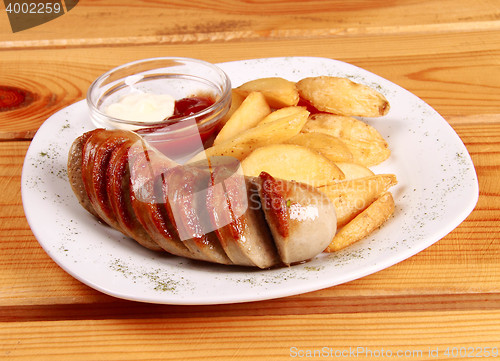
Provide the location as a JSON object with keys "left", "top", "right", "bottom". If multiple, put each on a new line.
{"left": 318, "top": 174, "right": 397, "bottom": 228}
{"left": 198, "top": 75, "right": 395, "bottom": 255}
{"left": 325, "top": 191, "right": 395, "bottom": 252}
{"left": 258, "top": 106, "right": 307, "bottom": 125}
{"left": 297, "top": 76, "right": 390, "bottom": 117}
{"left": 236, "top": 77, "right": 299, "bottom": 108}
{"left": 219, "top": 89, "right": 246, "bottom": 127}
{"left": 286, "top": 132, "right": 353, "bottom": 163}
{"left": 334, "top": 162, "right": 374, "bottom": 180}
{"left": 302, "top": 113, "right": 390, "bottom": 166}
{"left": 214, "top": 91, "right": 271, "bottom": 145}
{"left": 190, "top": 109, "right": 309, "bottom": 162}
{"left": 241, "top": 144, "right": 345, "bottom": 187}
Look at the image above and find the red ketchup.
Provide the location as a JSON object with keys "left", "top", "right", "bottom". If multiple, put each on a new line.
{"left": 137, "top": 96, "right": 218, "bottom": 161}
{"left": 170, "top": 96, "right": 215, "bottom": 120}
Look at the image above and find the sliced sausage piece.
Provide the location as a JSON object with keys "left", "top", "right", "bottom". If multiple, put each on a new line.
{"left": 81, "top": 129, "right": 130, "bottom": 231}
{"left": 207, "top": 159, "right": 280, "bottom": 269}
{"left": 67, "top": 131, "right": 101, "bottom": 219}
{"left": 128, "top": 145, "right": 194, "bottom": 258}
{"left": 162, "top": 163, "right": 232, "bottom": 265}
{"left": 257, "top": 172, "right": 337, "bottom": 265}
{"left": 207, "top": 165, "right": 255, "bottom": 266}
{"left": 107, "top": 138, "right": 162, "bottom": 251}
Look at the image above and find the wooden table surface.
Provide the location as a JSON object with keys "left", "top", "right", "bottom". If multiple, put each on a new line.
{"left": 1, "top": 1, "right": 500, "bottom": 360}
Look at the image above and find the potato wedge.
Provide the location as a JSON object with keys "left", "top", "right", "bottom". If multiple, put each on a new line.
{"left": 286, "top": 132, "right": 353, "bottom": 163}
{"left": 219, "top": 90, "right": 246, "bottom": 127}
{"left": 236, "top": 77, "right": 299, "bottom": 108}
{"left": 318, "top": 174, "right": 397, "bottom": 228}
{"left": 258, "top": 106, "right": 307, "bottom": 125}
{"left": 214, "top": 91, "right": 271, "bottom": 145}
{"left": 334, "top": 162, "right": 374, "bottom": 180}
{"left": 325, "top": 191, "right": 395, "bottom": 252}
{"left": 241, "top": 144, "right": 344, "bottom": 186}
{"left": 190, "top": 109, "right": 309, "bottom": 162}
{"left": 297, "top": 76, "right": 390, "bottom": 117}
{"left": 302, "top": 113, "right": 390, "bottom": 166}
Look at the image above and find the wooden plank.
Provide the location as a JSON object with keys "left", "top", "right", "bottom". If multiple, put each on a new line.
{"left": 1, "top": 0, "right": 499, "bottom": 49}
{"left": 1, "top": 293, "right": 500, "bottom": 322}
{"left": 0, "top": 30, "right": 499, "bottom": 139}
{"left": 1, "top": 311, "right": 499, "bottom": 360}
{"left": 0, "top": 120, "right": 499, "bottom": 307}
{"left": 446, "top": 114, "right": 500, "bottom": 125}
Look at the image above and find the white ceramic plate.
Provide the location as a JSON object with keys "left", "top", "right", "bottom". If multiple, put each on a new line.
{"left": 21, "top": 57, "right": 478, "bottom": 305}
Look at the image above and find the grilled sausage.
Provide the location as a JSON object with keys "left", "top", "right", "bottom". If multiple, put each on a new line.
{"left": 67, "top": 129, "right": 337, "bottom": 268}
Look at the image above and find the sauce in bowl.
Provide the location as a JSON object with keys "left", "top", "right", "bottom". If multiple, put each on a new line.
{"left": 136, "top": 95, "right": 218, "bottom": 161}
{"left": 170, "top": 96, "right": 215, "bottom": 120}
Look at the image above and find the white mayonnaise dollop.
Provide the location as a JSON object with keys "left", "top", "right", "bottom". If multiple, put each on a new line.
{"left": 105, "top": 92, "right": 176, "bottom": 123}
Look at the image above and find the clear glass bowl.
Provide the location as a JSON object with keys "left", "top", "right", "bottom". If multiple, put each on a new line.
{"left": 87, "top": 57, "right": 232, "bottom": 162}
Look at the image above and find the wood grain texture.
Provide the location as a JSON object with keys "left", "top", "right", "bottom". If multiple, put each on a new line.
{"left": 2, "top": 293, "right": 500, "bottom": 323}
{"left": 1, "top": 0, "right": 499, "bottom": 49}
{"left": 1, "top": 311, "right": 499, "bottom": 360}
{"left": 0, "top": 30, "right": 499, "bottom": 139}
